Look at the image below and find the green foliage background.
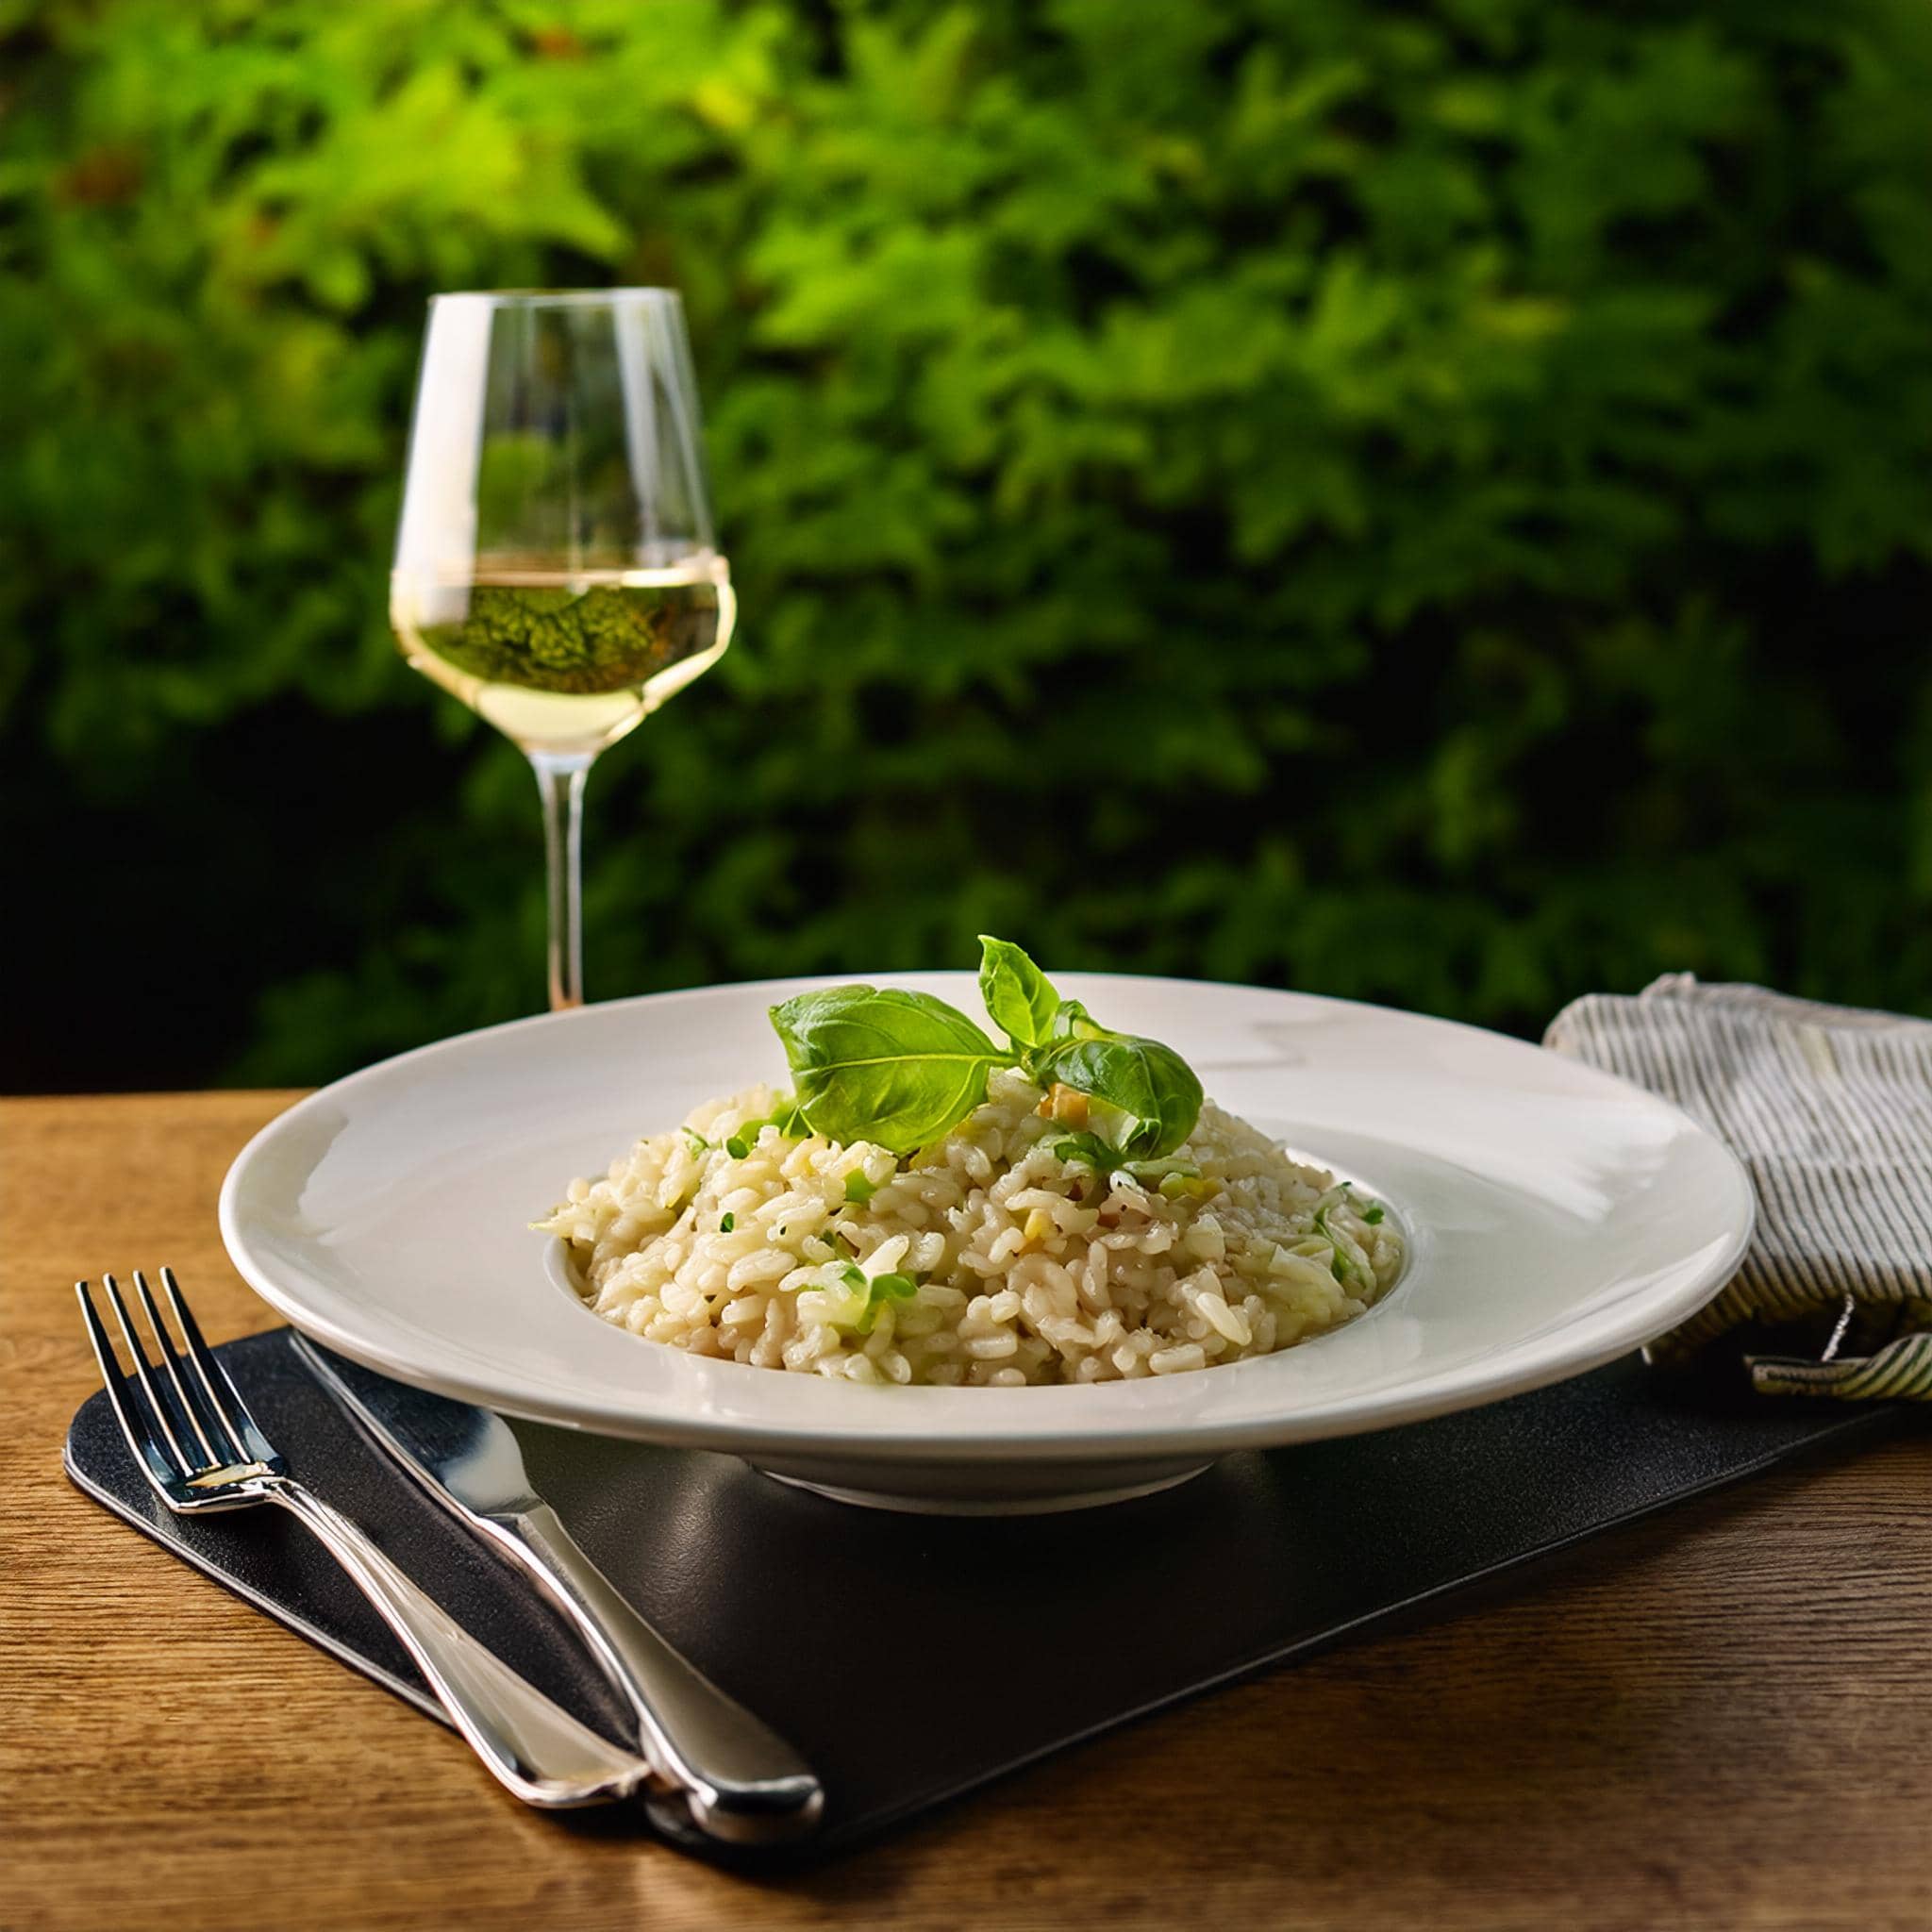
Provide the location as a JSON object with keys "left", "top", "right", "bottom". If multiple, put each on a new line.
{"left": 6, "top": 0, "right": 1932, "bottom": 1090}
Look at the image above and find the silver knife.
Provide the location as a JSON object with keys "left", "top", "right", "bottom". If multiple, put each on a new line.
{"left": 292, "top": 1334, "right": 824, "bottom": 1845}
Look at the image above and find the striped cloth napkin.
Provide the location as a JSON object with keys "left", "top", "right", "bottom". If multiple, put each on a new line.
{"left": 1544, "top": 974, "right": 1932, "bottom": 1400}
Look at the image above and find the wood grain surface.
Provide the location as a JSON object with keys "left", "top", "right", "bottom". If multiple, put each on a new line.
{"left": 4, "top": 1091, "right": 1930, "bottom": 1932}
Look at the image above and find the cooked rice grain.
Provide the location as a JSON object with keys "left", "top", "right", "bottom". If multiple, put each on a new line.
{"left": 537, "top": 1071, "right": 1402, "bottom": 1386}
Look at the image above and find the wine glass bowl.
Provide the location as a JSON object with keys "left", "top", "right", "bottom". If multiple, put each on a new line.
{"left": 391, "top": 552, "right": 733, "bottom": 759}
{"left": 391, "top": 290, "right": 733, "bottom": 1006}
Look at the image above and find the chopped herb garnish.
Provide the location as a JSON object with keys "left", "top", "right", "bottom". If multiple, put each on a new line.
{"left": 829, "top": 1260, "right": 919, "bottom": 1333}
{"left": 1052, "top": 1131, "right": 1120, "bottom": 1173}
{"left": 681, "top": 1127, "right": 710, "bottom": 1158}
{"left": 1055, "top": 1133, "right": 1201, "bottom": 1188}
{"left": 1313, "top": 1206, "right": 1364, "bottom": 1285}
{"left": 720, "top": 1212, "right": 735, "bottom": 1232}
{"left": 723, "top": 1095, "right": 810, "bottom": 1161}
{"left": 843, "top": 1171, "right": 876, "bottom": 1204}
{"left": 1335, "top": 1183, "right": 1387, "bottom": 1227}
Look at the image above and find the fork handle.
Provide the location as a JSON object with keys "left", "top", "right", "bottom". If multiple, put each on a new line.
{"left": 269, "top": 1480, "right": 651, "bottom": 1808}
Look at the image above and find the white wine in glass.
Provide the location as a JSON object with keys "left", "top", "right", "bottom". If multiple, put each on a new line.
{"left": 391, "top": 290, "right": 735, "bottom": 1008}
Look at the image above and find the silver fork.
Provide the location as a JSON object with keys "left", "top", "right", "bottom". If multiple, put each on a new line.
{"left": 76, "top": 1267, "right": 655, "bottom": 1809}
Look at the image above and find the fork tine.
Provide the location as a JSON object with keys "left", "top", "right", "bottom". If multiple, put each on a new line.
{"left": 76, "top": 1280, "right": 188, "bottom": 1487}
{"left": 158, "top": 1266, "right": 272, "bottom": 1462}
{"left": 101, "top": 1273, "right": 195, "bottom": 1476}
{"left": 131, "top": 1269, "right": 226, "bottom": 1466}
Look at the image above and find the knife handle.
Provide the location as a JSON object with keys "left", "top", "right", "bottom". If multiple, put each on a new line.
{"left": 269, "top": 1482, "right": 652, "bottom": 1808}
{"left": 502, "top": 1502, "right": 824, "bottom": 1843}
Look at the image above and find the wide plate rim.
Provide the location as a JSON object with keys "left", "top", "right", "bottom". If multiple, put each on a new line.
{"left": 218, "top": 974, "right": 1757, "bottom": 1464}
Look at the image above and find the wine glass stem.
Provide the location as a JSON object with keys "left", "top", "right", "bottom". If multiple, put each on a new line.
{"left": 530, "top": 752, "right": 592, "bottom": 1011}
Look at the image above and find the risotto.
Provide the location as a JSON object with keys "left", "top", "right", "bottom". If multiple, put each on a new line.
{"left": 537, "top": 1070, "right": 1403, "bottom": 1388}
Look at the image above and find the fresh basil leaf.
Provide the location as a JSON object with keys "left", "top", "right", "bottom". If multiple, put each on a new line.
{"left": 1048, "top": 997, "right": 1106, "bottom": 1043}
{"left": 770, "top": 984, "right": 1009, "bottom": 1155}
{"left": 1031, "top": 1031, "right": 1203, "bottom": 1158}
{"left": 1026, "top": 997, "right": 1109, "bottom": 1079}
{"left": 977, "top": 935, "right": 1060, "bottom": 1051}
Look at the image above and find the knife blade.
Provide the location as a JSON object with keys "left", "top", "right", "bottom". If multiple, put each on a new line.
{"left": 292, "top": 1334, "right": 824, "bottom": 1845}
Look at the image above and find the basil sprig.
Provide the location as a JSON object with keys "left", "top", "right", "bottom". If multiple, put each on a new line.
{"left": 1028, "top": 1030, "right": 1201, "bottom": 1158}
{"left": 768, "top": 936, "right": 1204, "bottom": 1158}
{"left": 769, "top": 983, "right": 1008, "bottom": 1154}
{"left": 978, "top": 936, "right": 1060, "bottom": 1049}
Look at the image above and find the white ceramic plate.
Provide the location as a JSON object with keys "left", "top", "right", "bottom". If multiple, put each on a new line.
{"left": 220, "top": 974, "right": 1753, "bottom": 1513}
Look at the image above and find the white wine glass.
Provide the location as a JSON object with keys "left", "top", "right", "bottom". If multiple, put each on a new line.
{"left": 391, "top": 289, "right": 735, "bottom": 1010}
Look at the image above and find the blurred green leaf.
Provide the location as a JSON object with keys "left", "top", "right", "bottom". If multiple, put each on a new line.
{"left": 4, "top": 0, "right": 1931, "bottom": 1091}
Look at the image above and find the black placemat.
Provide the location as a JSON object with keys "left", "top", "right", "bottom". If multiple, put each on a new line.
{"left": 63, "top": 1328, "right": 1916, "bottom": 1863}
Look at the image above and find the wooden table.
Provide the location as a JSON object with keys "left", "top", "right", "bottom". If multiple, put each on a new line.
{"left": 5, "top": 1091, "right": 1930, "bottom": 1932}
